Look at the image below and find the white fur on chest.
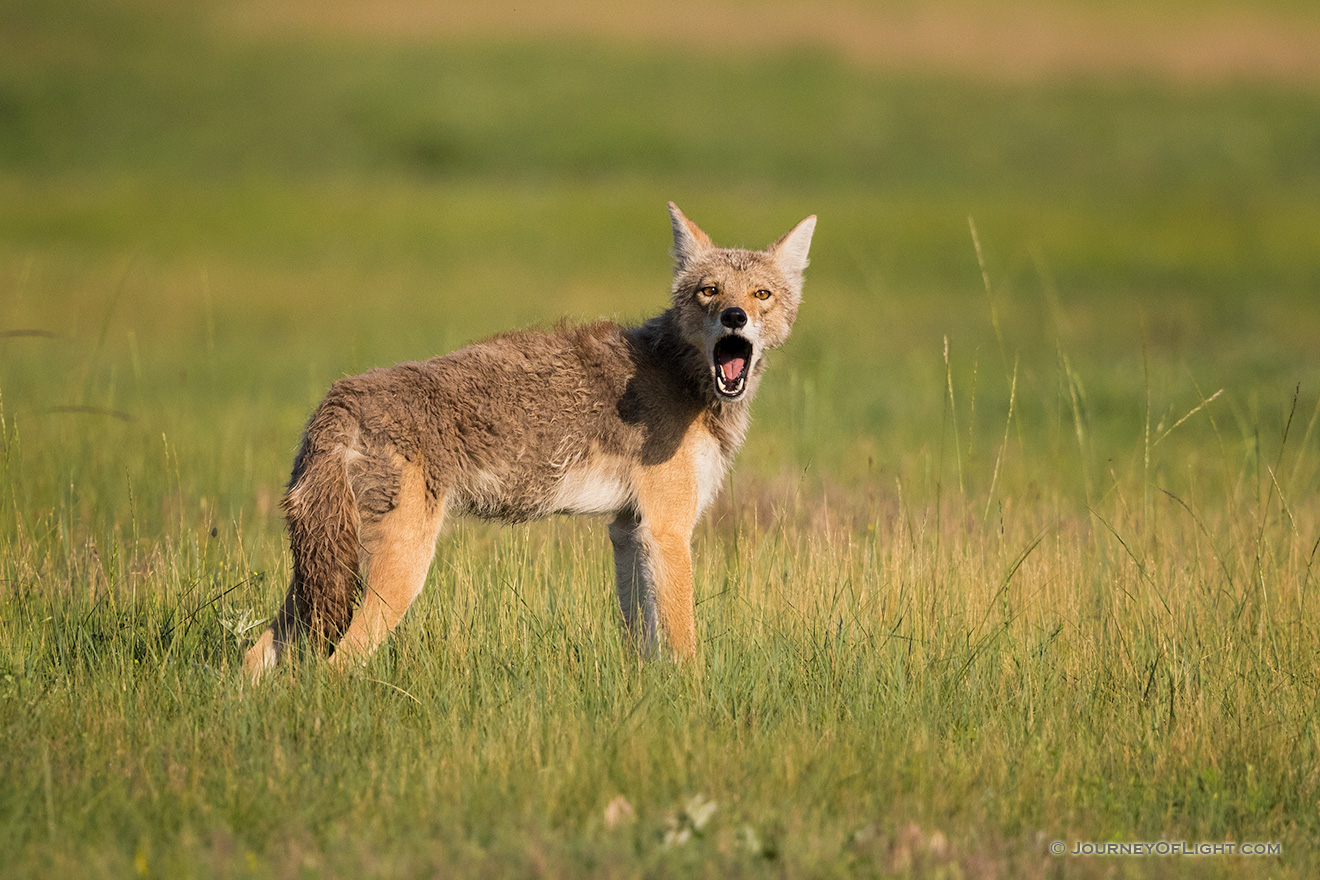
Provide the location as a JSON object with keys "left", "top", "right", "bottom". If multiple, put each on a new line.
{"left": 549, "top": 456, "right": 634, "bottom": 516}
{"left": 691, "top": 431, "right": 731, "bottom": 516}
{"left": 548, "top": 434, "right": 730, "bottom": 519}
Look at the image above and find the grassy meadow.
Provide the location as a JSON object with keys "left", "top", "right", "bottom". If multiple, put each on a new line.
{"left": 3, "top": 0, "right": 1320, "bottom": 876}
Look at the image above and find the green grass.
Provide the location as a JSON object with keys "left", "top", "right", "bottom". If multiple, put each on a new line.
{"left": 2, "top": 0, "right": 1320, "bottom": 876}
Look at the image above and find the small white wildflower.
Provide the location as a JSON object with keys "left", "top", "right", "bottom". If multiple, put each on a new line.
{"left": 604, "top": 795, "right": 636, "bottom": 829}
{"left": 685, "top": 794, "right": 717, "bottom": 831}
{"left": 662, "top": 794, "right": 717, "bottom": 846}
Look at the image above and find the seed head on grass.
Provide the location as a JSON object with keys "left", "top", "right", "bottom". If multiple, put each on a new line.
{"left": 218, "top": 608, "right": 264, "bottom": 645}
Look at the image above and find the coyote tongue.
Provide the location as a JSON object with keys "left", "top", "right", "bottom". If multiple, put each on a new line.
{"left": 718, "top": 351, "right": 746, "bottom": 384}
{"left": 712, "top": 335, "right": 753, "bottom": 397}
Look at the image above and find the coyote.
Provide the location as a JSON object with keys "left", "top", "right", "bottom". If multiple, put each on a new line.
{"left": 244, "top": 203, "right": 815, "bottom": 679}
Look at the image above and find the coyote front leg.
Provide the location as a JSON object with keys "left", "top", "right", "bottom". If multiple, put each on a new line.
{"left": 610, "top": 512, "right": 659, "bottom": 656}
{"left": 643, "top": 519, "right": 697, "bottom": 660}
{"left": 632, "top": 452, "right": 700, "bottom": 661}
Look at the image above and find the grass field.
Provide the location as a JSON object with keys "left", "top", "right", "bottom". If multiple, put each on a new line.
{"left": 3, "top": 0, "right": 1320, "bottom": 876}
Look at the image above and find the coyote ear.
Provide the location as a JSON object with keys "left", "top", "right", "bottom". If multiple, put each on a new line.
{"left": 770, "top": 215, "right": 816, "bottom": 282}
{"left": 668, "top": 201, "right": 713, "bottom": 272}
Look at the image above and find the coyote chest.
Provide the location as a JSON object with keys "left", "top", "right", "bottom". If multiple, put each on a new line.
{"left": 243, "top": 202, "right": 814, "bottom": 680}
{"left": 548, "top": 456, "right": 634, "bottom": 516}
{"left": 548, "top": 428, "right": 729, "bottom": 519}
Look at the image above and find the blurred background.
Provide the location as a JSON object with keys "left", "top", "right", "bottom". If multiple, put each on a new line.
{"left": 2, "top": 0, "right": 1319, "bottom": 539}
{"left": 6, "top": 7, "right": 1320, "bottom": 873}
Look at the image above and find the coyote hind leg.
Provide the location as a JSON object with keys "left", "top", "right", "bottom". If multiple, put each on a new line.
{"left": 331, "top": 462, "right": 445, "bottom": 667}
{"left": 243, "top": 588, "right": 300, "bottom": 681}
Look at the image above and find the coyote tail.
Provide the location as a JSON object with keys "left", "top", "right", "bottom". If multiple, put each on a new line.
{"left": 282, "top": 404, "right": 364, "bottom": 650}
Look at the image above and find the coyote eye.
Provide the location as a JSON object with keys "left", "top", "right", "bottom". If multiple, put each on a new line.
{"left": 754, "top": 289, "right": 772, "bottom": 300}
{"left": 698, "top": 286, "right": 718, "bottom": 297}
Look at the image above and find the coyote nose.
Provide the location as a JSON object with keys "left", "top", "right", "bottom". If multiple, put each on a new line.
{"left": 720, "top": 308, "right": 747, "bottom": 330}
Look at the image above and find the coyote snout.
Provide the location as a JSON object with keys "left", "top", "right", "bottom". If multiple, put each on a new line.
{"left": 244, "top": 202, "right": 815, "bottom": 680}
{"left": 720, "top": 308, "right": 747, "bottom": 329}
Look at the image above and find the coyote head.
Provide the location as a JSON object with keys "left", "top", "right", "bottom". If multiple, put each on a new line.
{"left": 667, "top": 202, "right": 816, "bottom": 402}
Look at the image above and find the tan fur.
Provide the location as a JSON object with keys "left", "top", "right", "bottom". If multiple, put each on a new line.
{"left": 243, "top": 203, "right": 815, "bottom": 681}
{"left": 632, "top": 426, "right": 706, "bottom": 659}
{"left": 331, "top": 459, "right": 445, "bottom": 664}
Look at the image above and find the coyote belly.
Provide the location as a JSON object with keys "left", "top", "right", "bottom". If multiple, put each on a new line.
{"left": 244, "top": 203, "right": 815, "bottom": 679}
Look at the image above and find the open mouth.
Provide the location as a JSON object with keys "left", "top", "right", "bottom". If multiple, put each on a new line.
{"left": 712, "top": 335, "right": 753, "bottom": 399}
